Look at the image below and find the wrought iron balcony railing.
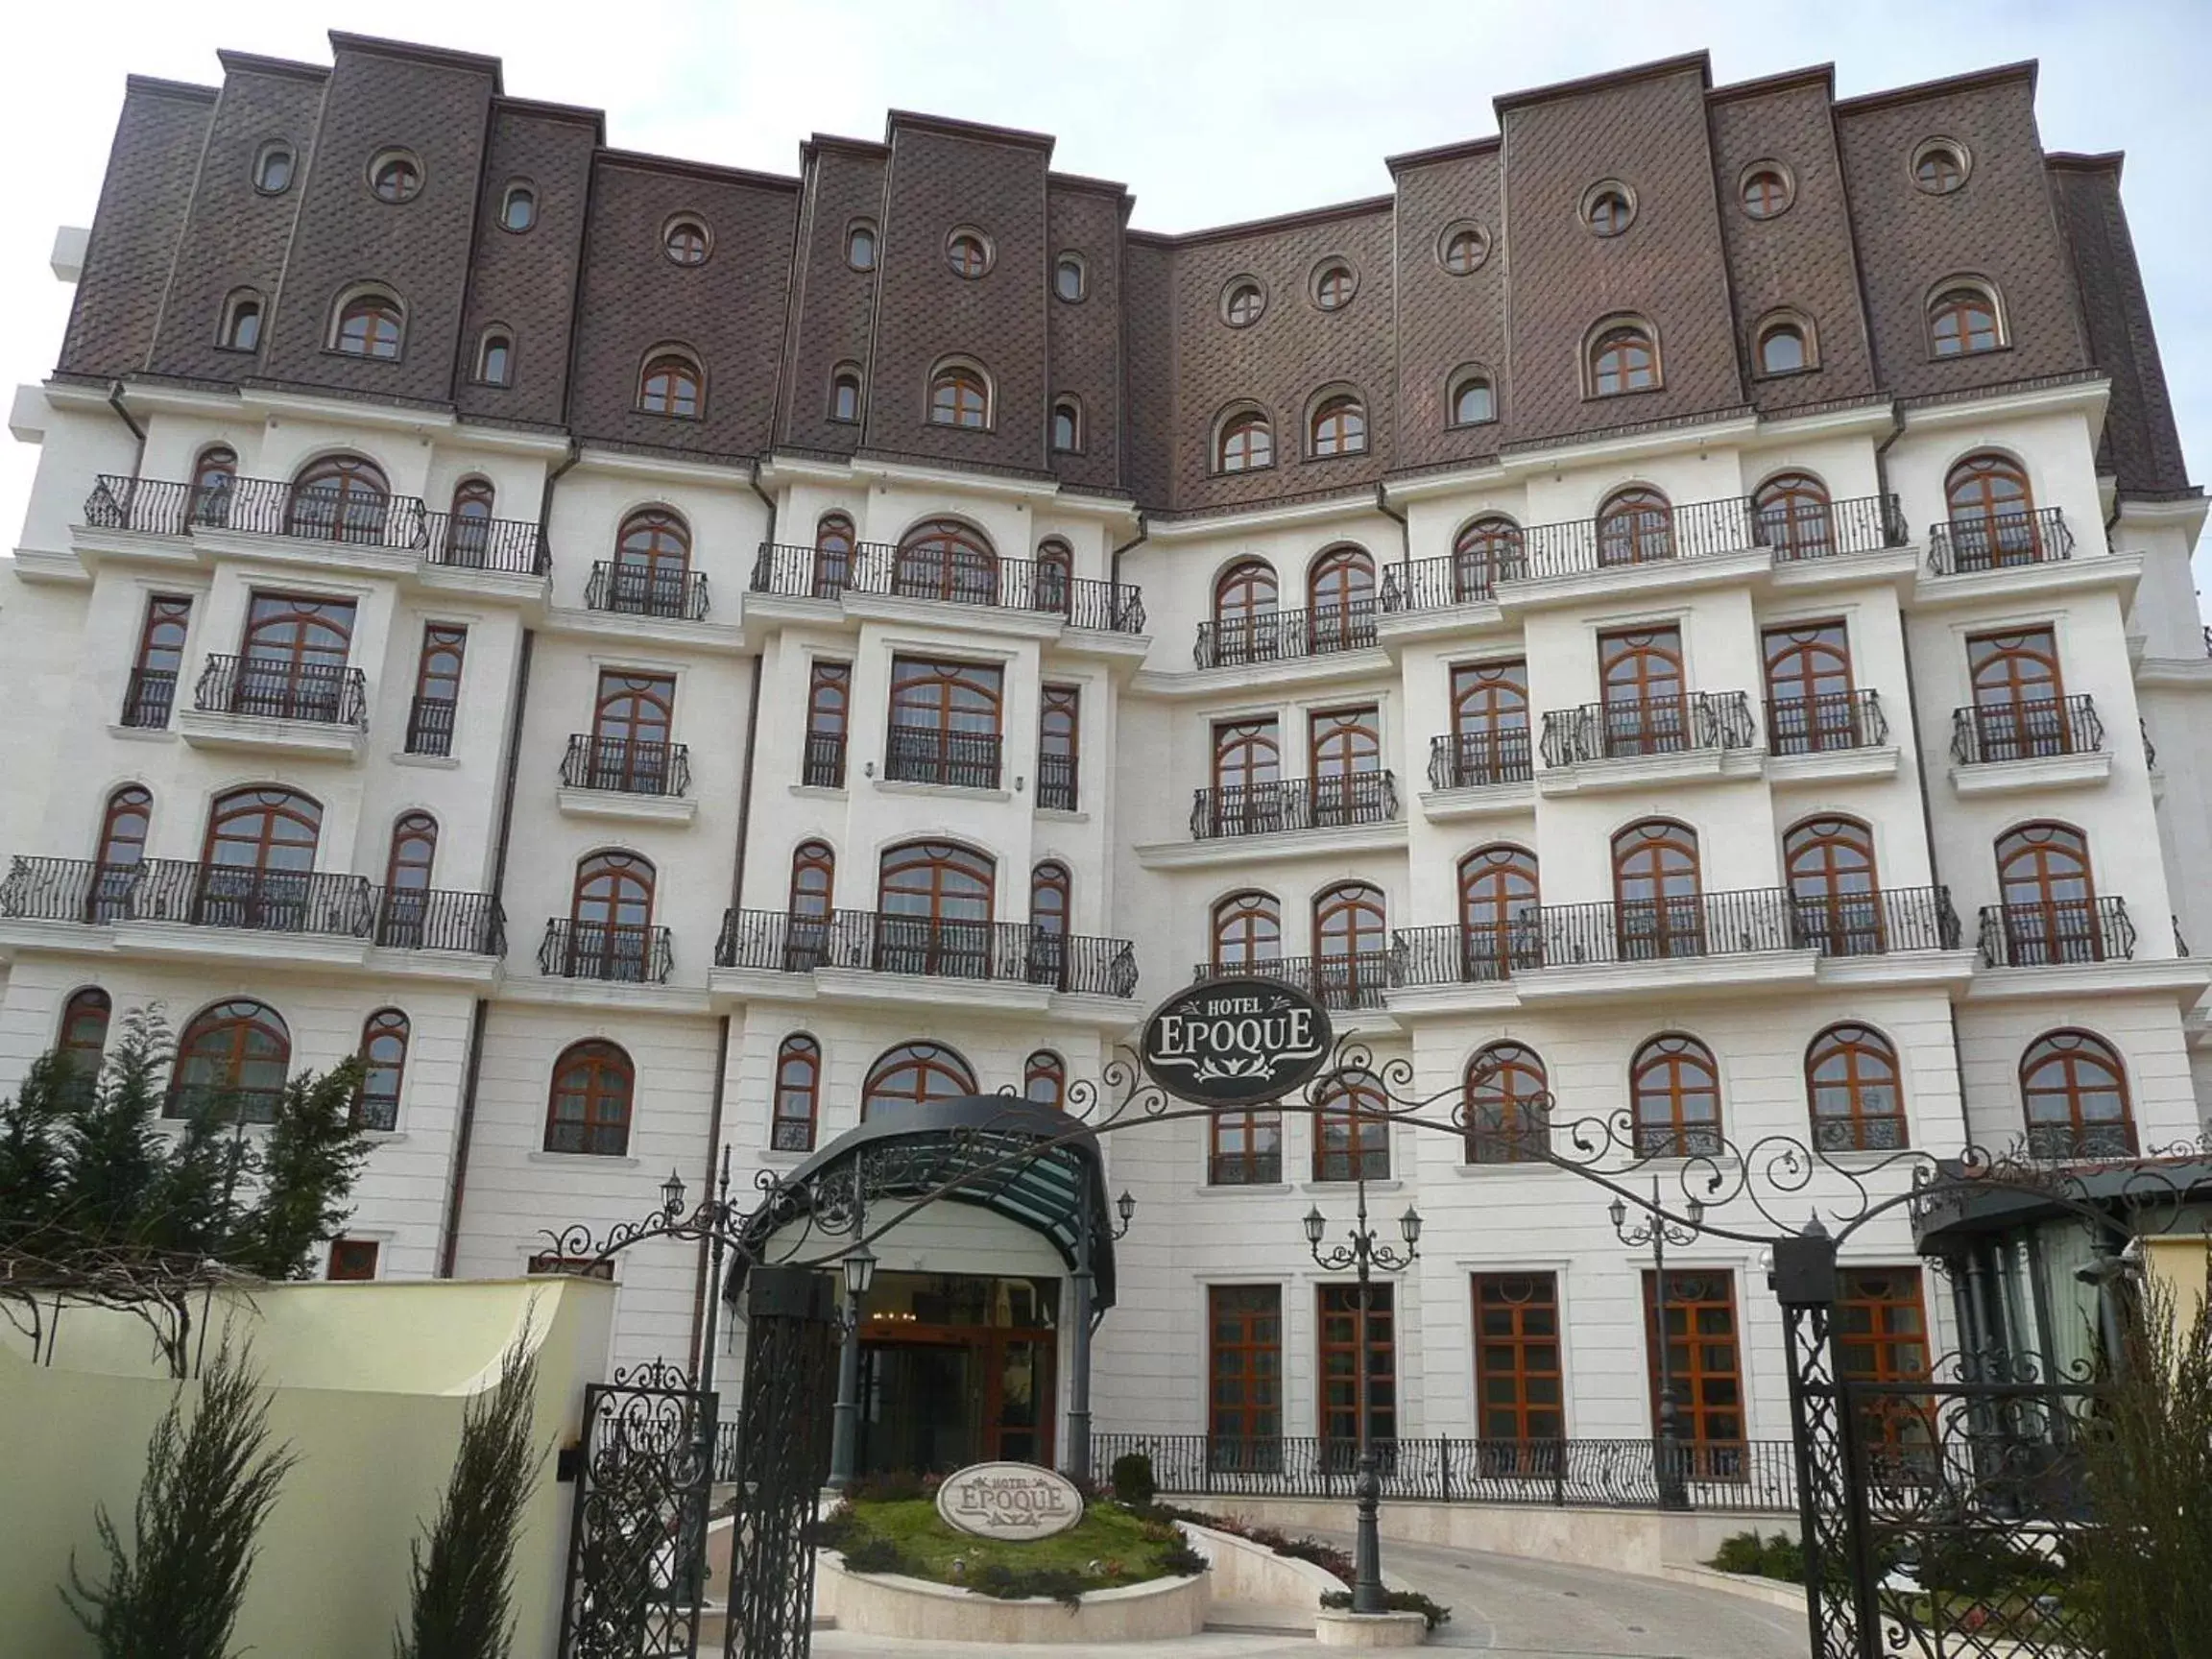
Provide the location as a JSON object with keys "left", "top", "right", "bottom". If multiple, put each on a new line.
{"left": 194, "top": 656, "right": 368, "bottom": 728}
{"left": 1193, "top": 953, "right": 1391, "bottom": 1011}
{"left": 713, "top": 907, "right": 1140, "bottom": 997}
{"left": 802, "top": 733, "right": 847, "bottom": 789}
{"left": 560, "top": 733, "right": 691, "bottom": 797}
{"left": 585, "top": 561, "right": 711, "bottom": 621}
{"left": 1766, "top": 689, "right": 1888, "bottom": 756}
{"left": 1927, "top": 508, "right": 2073, "bottom": 576}
{"left": 1539, "top": 692, "right": 1755, "bottom": 766}
{"left": 120, "top": 667, "right": 177, "bottom": 729}
{"left": 1207, "top": 1151, "right": 1286, "bottom": 1186}
{"left": 1037, "top": 753, "right": 1078, "bottom": 812}
{"left": 1427, "top": 730, "right": 1534, "bottom": 790}
{"left": 539, "top": 919, "right": 675, "bottom": 983}
{"left": 0, "top": 856, "right": 502, "bottom": 953}
{"left": 749, "top": 541, "right": 1145, "bottom": 634}
{"left": 1194, "top": 602, "right": 1378, "bottom": 668}
{"left": 2024, "top": 1122, "right": 2141, "bottom": 1160}
{"left": 1387, "top": 886, "right": 1960, "bottom": 986}
{"left": 1190, "top": 772, "right": 1399, "bottom": 839}
{"left": 404, "top": 696, "right": 456, "bottom": 757}
{"left": 883, "top": 728, "right": 1002, "bottom": 789}
{"left": 1379, "top": 493, "right": 1908, "bottom": 612}
{"left": 1976, "top": 899, "right": 2135, "bottom": 967}
{"left": 1950, "top": 696, "right": 2103, "bottom": 765}
{"left": 85, "top": 473, "right": 429, "bottom": 548}
{"left": 421, "top": 509, "right": 548, "bottom": 575}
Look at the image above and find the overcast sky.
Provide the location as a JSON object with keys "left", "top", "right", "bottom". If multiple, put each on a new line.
{"left": 5, "top": 0, "right": 2206, "bottom": 598}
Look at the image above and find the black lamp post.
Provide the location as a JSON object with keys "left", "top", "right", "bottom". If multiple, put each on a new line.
{"left": 1066, "top": 1186, "right": 1136, "bottom": 1484}
{"left": 1609, "top": 1176, "right": 1704, "bottom": 1512}
{"left": 827, "top": 1185, "right": 878, "bottom": 1494}
{"left": 1302, "top": 1177, "right": 1421, "bottom": 1617}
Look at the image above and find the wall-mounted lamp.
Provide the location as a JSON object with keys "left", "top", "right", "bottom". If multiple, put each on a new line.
{"left": 1015, "top": 776, "right": 1025, "bottom": 793}
{"left": 862, "top": 759, "right": 875, "bottom": 779}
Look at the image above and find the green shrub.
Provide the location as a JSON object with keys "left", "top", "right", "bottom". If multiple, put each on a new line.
{"left": 1709, "top": 1528, "right": 1804, "bottom": 1584}
{"left": 972, "top": 1562, "right": 1088, "bottom": 1607}
{"left": 1156, "top": 1541, "right": 1208, "bottom": 1577}
{"left": 840, "top": 1535, "right": 907, "bottom": 1575}
{"left": 1320, "top": 1588, "right": 1452, "bottom": 1629}
{"left": 1110, "top": 1453, "right": 1156, "bottom": 1508}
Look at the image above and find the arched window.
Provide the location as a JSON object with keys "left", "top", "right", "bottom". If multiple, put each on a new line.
{"left": 1212, "top": 891, "right": 1281, "bottom": 969}
{"left": 1929, "top": 284, "right": 2000, "bottom": 356}
{"left": 1598, "top": 486, "right": 1674, "bottom": 567}
{"left": 861, "top": 1041, "right": 975, "bottom": 1118}
{"left": 1807, "top": 1024, "right": 1904, "bottom": 1152}
{"left": 1943, "top": 453, "right": 2041, "bottom": 568}
{"left": 782, "top": 838, "right": 834, "bottom": 969}
{"left": 811, "top": 512, "right": 855, "bottom": 595}
{"left": 1033, "top": 538, "right": 1073, "bottom": 614}
{"left": 370, "top": 150, "right": 422, "bottom": 203}
{"left": 1599, "top": 627, "right": 1686, "bottom": 757}
{"left": 1449, "top": 372, "right": 1495, "bottom": 427}
{"left": 1314, "top": 1070, "right": 1388, "bottom": 1181}
{"left": 219, "top": 290, "right": 263, "bottom": 352}
{"left": 1968, "top": 628, "right": 2070, "bottom": 761}
{"left": 1214, "top": 559, "right": 1277, "bottom": 632}
{"left": 204, "top": 785, "right": 322, "bottom": 885}
{"left": 1465, "top": 1043, "right": 1548, "bottom": 1164}
{"left": 171, "top": 999, "right": 290, "bottom": 1123}
{"left": 2020, "top": 1031, "right": 2134, "bottom": 1157}
{"left": 499, "top": 182, "right": 536, "bottom": 232}
{"left": 1590, "top": 323, "right": 1657, "bottom": 396}
{"left": 1752, "top": 471, "right": 1834, "bottom": 561}
{"left": 357, "top": 1008, "right": 409, "bottom": 1130}
{"left": 1215, "top": 409, "right": 1273, "bottom": 473}
{"left": 1994, "top": 823, "right": 2103, "bottom": 964}
{"left": 568, "top": 851, "right": 657, "bottom": 979}
{"left": 378, "top": 810, "right": 439, "bottom": 948}
{"left": 1630, "top": 1034, "right": 1721, "bottom": 1158}
{"left": 545, "top": 1040, "right": 634, "bottom": 1155}
{"left": 612, "top": 508, "right": 692, "bottom": 613}
{"left": 438, "top": 476, "right": 495, "bottom": 565}
{"left": 332, "top": 291, "right": 404, "bottom": 358}
{"left": 1024, "top": 1050, "right": 1067, "bottom": 1109}
{"left": 58, "top": 988, "right": 113, "bottom": 1085}
{"left": 474, "top": 329, "right": 513, "bottom": 386}
{"left": 1314, "top": 881, "right": 1386, "bottom": 1008}
{"left": 189, "top": 445, "right": 238, "bottom": 525}
{"left": 1613, "top": 820, "right": 1703, "bottom": 959}
{"left": 1756, "top": 317, "right": 1811, "bottom": 376}
{"left": 878, "top": 840, "right": 994, "bottom": 975}
{"left": 1448, "top": 660, "right": 1529, "bottom": 786}
{"left": 662, "top": 216, "right": 710, "bottom": 265}
{"left": 846, "top": 222, "right": 877, "bottom": 271}
{"left": 89, "top": 785, "right": 152, "bottom": 923}
{"left": 288, "top": 453, "right": 391, "bottom": 541}
{"left": 927, "top": 362, "right": 990, "bottom": 428}
{"left": 773, "top": 1035, "right": 821, "bottom": 1151}
{"left": 894, "top": 517, "right": 998, "bottom": 604}
{"left": 1310, "top": 394, "right": 1367, "bottom": 458}
{"left": 1785, "top": 816, "right": 1881, "bottom": 955}
{"left": 1026, "top": 859, "right": 1072, "bottom": 986}
{"left": 1453, "top": 516, "right": 1524, "bottom": 598}
{"left": 253, "top": 143, "right": 294, "bottom": 194}
{"left": 638, "top": 350, "right": 702, "bottom": 418}
{"left": 1764, "top": 619, "right": 1857, "bottom": 754}
{"left": 1458, "top": 846, "right": 1538, "bottom": 981}
{"left": 1308, "top": 546, "right": 1376, "bottom": 652}
{"left": 1051, "top": 397, "right": 1081, "bottom": 454}
{"left": 829, "top": 364, "right": 862, "bottom": 423}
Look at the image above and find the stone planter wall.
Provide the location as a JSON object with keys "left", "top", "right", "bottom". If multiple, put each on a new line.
{"left": 813, "top": 1550, "right": 1210, "bottom": 1643}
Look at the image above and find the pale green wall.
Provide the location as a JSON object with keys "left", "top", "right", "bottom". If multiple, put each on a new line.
{"left": 0, "top": 1277, "right": 614, "bottom": 1658}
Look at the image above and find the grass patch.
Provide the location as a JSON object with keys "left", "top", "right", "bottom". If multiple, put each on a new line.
{"left": 814, "top": 1498, "right": 1203, "bottom": 1600}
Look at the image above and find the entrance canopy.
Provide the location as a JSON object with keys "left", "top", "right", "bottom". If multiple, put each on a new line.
{"left": 727, "top": 1094, "right": 1118, "bottom": 1310}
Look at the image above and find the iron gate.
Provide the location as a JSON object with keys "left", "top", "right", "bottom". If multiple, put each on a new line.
{"left": 558, "top": 1358, "right": 717, "bottom": 1659}
{"left": 1777, "top": 1231, "right": 2103, "bottom": 1658}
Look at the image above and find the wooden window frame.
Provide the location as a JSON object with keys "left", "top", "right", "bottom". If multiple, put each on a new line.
{"left": 1474, "top": 1271, "right": 1565, "bottom": 1445}
{"left": 1807, "top": 1022, "right": 1907, "bottom": 1152}
{"left": 787, "top": 839, "right": 835, "bottom": 922}
{"left": 1216, "top": 411, "right": 1274, "bottom": 473}
{"left": 1465, "top": 1042, "right": 1548, "bottom": 1164}
{"left": 1208, "top": 1107, "right": 1283, "bottom": 1185}
{"left": 58, "top": 988, "right": 113, "bottom": 1082}
{"left": 1457, "top": 848, "right": 1539, "bottom": 984}
{"left": 893, "top": 518, "right": 998, "bottom": 603}
{"left": 1448, "top": 373, "right": 1495, "bottom": 427}
{"left": 334, "top": 294, "right": 403, "bottom": 359}
{"left": 638, "top": 352, "right": 703, "bottom": 419}
{"left": 545, "top": 1039, "right": 635, "bottom": 1156}
{"left": 1214, "top": 559, "right": 1278, "bottom": 629}
{"left": 171, "top": 998, "right": 291, "bottom": 1121}
{"left": 327, "top": 1239, "right": 380, "bottom": 1281}
{"left": 829, "top": 367, "right": 862, "bottom": 424}
{"left": 1208, "top": 1285, "right": 1284, "bottom": 1449}
{"left": 878, "top": 840, "right": 995, "bottom": 924}
{"left": 1784, "top": 814, "right": 1883, "bottom": 954}
{"left": 805, "top": 659, "right": 852, "bottom": 784}
{"left": 1211, "top": 891, "right": 1281, "bottom": 969}
{"left": 1039, "top": 684, "right": 1080, "bottom": 808}
{"left": 357, "top": 1007, "right": 408, "bottom": 1129}
{"left": 860, "top": 1042, "right": 976, "bottom": 1117}
{"left": 1453, "top": 517, "right": 1523, "bottom": 597}
{"left": 1643, "top": 1268, "right": 1744, "bottom": 1466}
{"left": 1837, "top": 1267, "right": 1935, "bottom": 1458}
{"left": 2020, "top": 1029, "right": 2135, "bottom": 1156}
{"left": 1995, "top": 822, "right": 2099, "bottom": 962}
{"left": 1753, "top": 472, "right": 1835, "bottom": 559}
{"left": 1590, "top": 325, "right": 1658, "bottom": 396}
{"left": 204, "top": 785, "right": 323, "bottom": 875}
{"left": 1929, "top": 285, "right": 2001, "bottom": 356}
{"left": 286, "top": 456, "right": 390, "bottom": 540}
{"left": 1309, "top": 395, "right": 1367, "bottom": 458}
{"left": 1023, "top": 1049, "right": 1067, "bottom": 1109}
{"left": 1450, "top": 659, "right": 1528, "bottom": 766}
{"left": 773, "top": 1035, "right": 821, "bottom": 1151}
{"left": 1313, "top": 1070, "right": 1388, "bottom": 1182}
{"left": 1597, "top": 487, "right": 1675, "bottom": 566}
{"left": 928, "top": 364, "right": 991, "bottom": 428}
{"left": 1318, "top": 1283, "right": 1396, "bottom": 1453}
{"left": 1630, "top": 1032, "right": 1722, "bottom": 1158}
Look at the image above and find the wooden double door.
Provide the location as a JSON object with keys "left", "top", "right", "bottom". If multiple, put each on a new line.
{"left": 855, "top": 1324, "right": 1055, "bottom": 1474}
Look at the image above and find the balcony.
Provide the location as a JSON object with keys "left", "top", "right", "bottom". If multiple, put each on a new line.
{"left": 1190, "top": 773, "right": 1398, "bottom": 840}
{"left": 714, "top": 908, "right": 1140, "bottom": 998}
{"left": 1538, "top": 693, "right": 1756, "bottom": 783}
{"left": 802, "top": 733, "right": 847, "bottom": 790}
{"left": 83, "top": 474, "right": 548, "bottom": 577}
{"left": 750, "top": 541, "right": 1144, "bottom": 635}
{"left": 194, "top": 655, "right": 367, "bottom": 727}
{"left": 883, "top": 729, "right": 1002, "bottom": 790}
{"left": 585, "top": 560, "right": 710, "bottom": 621}
{"left": 1427, "top": 731, "right": 1534, "bottom": 791}
{"left": 1951, "top": 696, "right": 2103, "bottom": 765}
{"left": 1379, "top": 493, "right": 1909, "bottom": 614}
{"left": 1195, "top": 954, "right": 1390, "bottom": 1012}
{"left": 405, "top": 697, "right": 456, "bottom": 757}
{"left": 120, "top": 667, "right": 178, "bottom": 730}
{"left": 539, "top": 919, "right": 675, "bottom": 983}
{"left": 1976, "top": 899, "right": 2135, "bottom": 968}
{"left": 1388, "top": 886, "right": 1960, "bottom": 987}
{"left": 1038, "top": 754, "right": 1079, "bottom": 812}
{"left": 560, "top": 734, "right": 691, "bottom": 797}
{"left": 2025, "top": 1122, "right": 2140, "bottom": 1160}
{"left": 1927, "top": 508, "right": 2073, "bottom": 577}
{"left": 1766, "top": 690, "right": 1888, "bottom": 757}
{"left": 1194, "top": 603, "right": 1377, "bottom": 669}
{"left": 0, "top": 856, "right": 502, "bottom": 953}
{"left": 1207, "top": 1151, "right": 1285, "bottom": 1187}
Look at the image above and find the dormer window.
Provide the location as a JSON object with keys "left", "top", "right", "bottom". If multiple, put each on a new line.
{"left": 946, "top": 228, "right": 992, "bottom": 278}
{"left": 219, "top": 290, "right": 263, "bottom": 352}
{"left": 829, "top": 364, "right": 862, "bottom": 423}
{"left": 1584, "top": 181, "right": 1635, "bottom": 237}
{"left": 663, "top": 215, "right": 710, "bottom": 266}
{"left": 1054, "top": 254, "right": 1087, "bottom": 303}
{"left": 253, "top": 143, "right": 294, "bottom": 195}
{"left": 475, "top": 329, "right": 514, "bottom": 387}
{"left": 847, "top": 222, "right": 878, "bottom": 271}
{"left": 928, "top": 361, "right": 991, "bottom": 428}
{"left": 499, "top": 182, "right": 536, "bottom": 233}
{"left": 1051, "top": 397, "right": 1081, "bottom": 454}
{"left": 638, "top": 349, "right": 704, "bottom": 418}
{"left": 369, "top": 150, "right": 422, "bottom": 204}
{"left": 332, "top": 290, "right": 404, "bottom": 359}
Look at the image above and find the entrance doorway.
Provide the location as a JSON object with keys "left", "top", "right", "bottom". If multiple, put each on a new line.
{"left": 854, "top": 1271, "right": 1059, "bottom": 1473}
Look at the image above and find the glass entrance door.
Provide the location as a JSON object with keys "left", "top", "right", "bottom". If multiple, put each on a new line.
{"left": 851, "top": 1271, "right": 1061, "bottom": 1474}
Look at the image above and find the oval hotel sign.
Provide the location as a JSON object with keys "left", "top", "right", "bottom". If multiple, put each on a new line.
{"left": 936, "top": 1461, "right": 1085, "bottom": 1541}
{"left": 1140, "top": 976, "right": 1335, "bottom": 1107}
